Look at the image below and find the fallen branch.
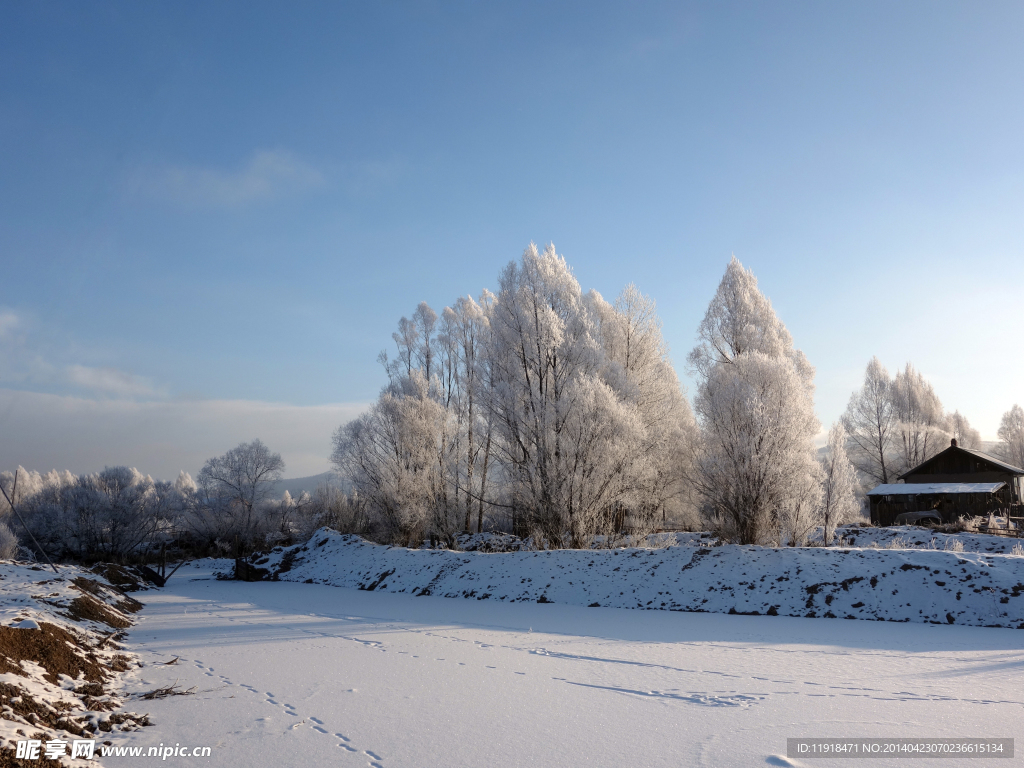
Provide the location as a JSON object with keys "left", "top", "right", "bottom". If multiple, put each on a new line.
{"left": 138, "top": 682, "right": 196, "bottom": 700}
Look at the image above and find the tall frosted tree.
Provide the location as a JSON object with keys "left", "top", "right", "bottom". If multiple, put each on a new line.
{"left": 588, "top": 284, "right": 699, "bottom": 530}
{"left": 486, "top": 244, "right": 644, "bottom": 546}
{"left": 195, "top": 439, "right": 285, "bottom": 550}
{"left": 688, "top": 257, "right": 814, "bottom": 387}
{"left": 842, "top": 357, "right": 896, "bottom": 485}
{"left": 437, "top": 294, "right": 494, "bottom": 534}
{"left": 818, "top": 422, "right": 861, "bottom": 545}
{"left": 997, "top": 404, "right": 1024, "bottom": 468}
{"left": 687, "top": 257, "right": 820, "bottom": 545}
{"left": 844, "top": 358, "right": 954, "bottom": 482}
{"left": 332, "top": 370, "right": 450, "bottom": 544}
{"left": 890, "top": 363, "right": 949, "bottom": 474}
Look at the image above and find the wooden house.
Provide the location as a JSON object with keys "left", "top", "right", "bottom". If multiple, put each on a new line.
{"left": 867, "top": 439, "right": 1024, "bottom": 526}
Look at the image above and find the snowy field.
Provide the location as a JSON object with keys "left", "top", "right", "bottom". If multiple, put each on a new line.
{"left": 103, "top": 561, "right": 1024, "bottom": 768}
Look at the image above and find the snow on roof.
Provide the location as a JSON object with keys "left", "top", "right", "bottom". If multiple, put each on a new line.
{"left": 867, "top": 482, "right": 1006, "bottom": 496}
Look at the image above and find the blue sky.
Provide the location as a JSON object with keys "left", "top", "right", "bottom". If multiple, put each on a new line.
{"left": 2, "top": 1, "right": 1023, "bottom": 479}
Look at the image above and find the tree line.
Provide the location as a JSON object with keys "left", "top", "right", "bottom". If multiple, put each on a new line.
{"left": 842, "top": 360, "right": 1024, "bottom": 484}
{"left": 333, "top": 246, "right": 1024, "bottom": 548}
{"left": 4, "top": 245, "right": 1024, "bottom": 560}
{"left": 0, "top": 440, "right": 363, "bottom": 562}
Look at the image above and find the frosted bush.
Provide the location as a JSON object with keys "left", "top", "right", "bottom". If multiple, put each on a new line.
{"left": 641, "top": 532, "right": 675, "bottom": 550}
{"left": 0, "top": 521, "right": 18, "bottom": 559}
{"left": 1012, "top": 542, "right": 1024, "bottom": 557}
{"left": 944, "top": 539, "right": 965, "bottom": 553}
{"left": 958, "top": 515, "right": 985, "bottom": 533}
{"left": 884, "top": 536, "right": 911, "bottom": 550}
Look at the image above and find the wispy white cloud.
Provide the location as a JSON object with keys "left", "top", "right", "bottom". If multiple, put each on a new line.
{"left": 66, "top": 365, "right": 162, "bottom": 399}
{"left": 0, "top": 311, "right": 166, "bottom": 402}
{"left": 0, "top": 389, "right": 367, "bottom": 479}
{"left": 0, "top": 309, "right": 56, "bottom": 387}
{"left": 0, "top": 310, "right": 20, "bottom": 339}
{"left": 131, "top": 149, "right": 325, "bottom": 207}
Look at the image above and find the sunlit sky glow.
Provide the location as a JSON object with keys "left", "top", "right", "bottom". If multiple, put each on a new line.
{"left": 2, "top": 1, "right": 1023, "bottom": 478}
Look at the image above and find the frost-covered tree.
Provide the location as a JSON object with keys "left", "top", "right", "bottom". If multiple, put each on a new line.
{"left": 842, "top": 357, "right": 896, "bottom": 485}
{"left": 691, "top": 352, "right": 820, "bottom": 545}
{"left": 844, "top": 359, "right": 951, "bottom": 481}
{"left": 688, "top": 256, "right": 814, "bottom": 387}
{"left": 437, "top": 294, "right": 494, "bottom": 534}
{"left": 336, "top": 244, "right": 698, "bottom": 548}
{"left": 293, "top": 481, "right": 366, "bottom": 540}
{"left": 413, "top": 301, "right": 439, "bottom": 382}
{"left": 949, "top": 410, "right": 982, "bottom": 450}
{"left": 332, "top": 370, "right": 450, "bottom": 544}
{"left": 890, "top": 363, "right": 949, "bottom": 474}
{"left": 90, "top": 466, "right": 160, "bottom": 560}
{"left": 195, "top": 439, "right": 285, "bottom": 549}
{"left": 997, "top": 404, "right": 1024, "bottom": 469}
{"left": 818, "top": 422, "right": 861, "bottom": 545}
{"left": 0, "top": 521, "right": 18, "bottom": 559}
{"left": 780, "top": 455, "right": 823, "bottom": 548}
{"left": 12, "top": 466, "right": 161, "bottom": 561}
{"left": 589, "top": 284, "right": 700, "bottom": 532}
{"left": 174, "top": 470, "right": 198, "bottom": 495}
{"left": 486, "top": 244, "right": 642, "bottom": 546}
{"left": 687, "top": 258, "right": 820, "bottom": 545}
{"left": 0, "top": 466, "right": 46, "bottom": 516}
{"left": 3, "top": 468, "right": 75, "bottom": 559}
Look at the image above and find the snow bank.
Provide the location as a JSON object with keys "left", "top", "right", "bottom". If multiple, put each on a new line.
{"left": 247, "top": 528, "right": 1024, "bottom": 629}
{"left": 820, "top": 524, "right": 1024, "bottom": 554}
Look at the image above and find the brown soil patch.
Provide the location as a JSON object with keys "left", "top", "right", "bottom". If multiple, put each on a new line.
{"left": 89, "top": 563, "right": 149, "bottom": 593}
{"left": 64, "top": 595, "right": 131, "bottom": 630}
{"left": 115, "top": 595, "right": 143, "bottom": 614}
{"left": 71, "top": 577, "right": 143, "bottom": 616}
{"left": 0, "top": 623, "right": 104, "bottom": 685}
{"left": 70, "top": 577, "right": 105, "bottom": 597}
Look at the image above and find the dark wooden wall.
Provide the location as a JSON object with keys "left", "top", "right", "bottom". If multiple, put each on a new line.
{"left": 869, "top": 492, "right": 1005, "bottom": 527}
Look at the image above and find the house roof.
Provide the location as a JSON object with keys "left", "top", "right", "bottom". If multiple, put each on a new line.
{"left": 897, "top": 442, "right": 1024, "bottom": 480}
{"left": 867, "top": 482, "right": 1006, "bottom": 496}
{"left": 957, "top": 447, "right": 1024, "bottom": 475}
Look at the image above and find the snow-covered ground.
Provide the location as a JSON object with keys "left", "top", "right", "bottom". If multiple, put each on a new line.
{"left": 106, "top": 561, "right": 1024, "bottom": 768}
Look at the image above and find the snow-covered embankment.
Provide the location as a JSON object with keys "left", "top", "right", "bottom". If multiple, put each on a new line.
{"left": 245, "top": 529, "right": 1024, "bottom": 629}
{"left": 1, "top": 563, "right": 153, "bottom": 763}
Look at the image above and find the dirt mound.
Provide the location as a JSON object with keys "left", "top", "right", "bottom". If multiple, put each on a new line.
{"left": 72, "top": 577, "right": 143, "bottom": 613}
{"left": 0, "top": 564, "right": 153, "bottom": 763}
{"left": 0, "top": 622, "right": 104, "bottom": 685}
{"left": 65, "top": 595, "right": 131, "bottom": 630}
{"left": 89, "top": 564, "right": 155, "bottom": 593}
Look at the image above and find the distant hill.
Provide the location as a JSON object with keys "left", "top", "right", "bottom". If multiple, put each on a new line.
{"left": 269, "top": 472, "right": 348, "bottom": 499}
